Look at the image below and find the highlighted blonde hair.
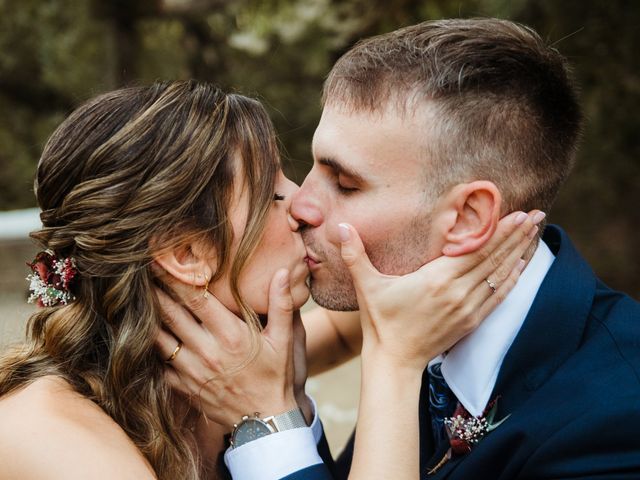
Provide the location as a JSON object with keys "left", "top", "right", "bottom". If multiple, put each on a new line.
{"left": 0, "top": 81, "right": 281, "bottom": 478}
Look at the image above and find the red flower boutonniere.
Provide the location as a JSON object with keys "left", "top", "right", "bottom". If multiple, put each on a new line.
{"left": 445, "top": 397, "right": 510, "bottom": 455}
{"left": 428, "top": 397, "right": 510, "bottom": 475}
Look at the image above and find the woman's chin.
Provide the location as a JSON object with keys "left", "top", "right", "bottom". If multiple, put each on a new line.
{"left": 292, "top": 283, "right": 311, "bottom": 310}
{"left": 253, "top": 283, "right": 309, "bottom": 318}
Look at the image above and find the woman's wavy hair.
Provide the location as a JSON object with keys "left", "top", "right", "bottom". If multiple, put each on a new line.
{"left": 0, "top": 80, "right": 281, "bottom": 478}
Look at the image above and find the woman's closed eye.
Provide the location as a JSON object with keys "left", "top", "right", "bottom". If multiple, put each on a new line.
{"left": 274, "top": 193, "right": 286, "bottom": 201}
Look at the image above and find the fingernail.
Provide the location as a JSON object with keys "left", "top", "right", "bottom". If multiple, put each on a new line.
{"left": 518, "top": 259, "right": 526, "bottom": 272}
{"left": 338, "top": 223, "right": 351, "bottom": 243}
{"left": 532, "top": 211, "right": 546, "bottom": 225}
{"left": 514, "top": 212, "right": 528, "bottom": 225}
{"left": 528, "top": 225, "right": 539, "bottom": 239}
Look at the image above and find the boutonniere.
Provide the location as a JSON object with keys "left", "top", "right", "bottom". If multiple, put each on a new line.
{"left": 445, "top": 397, "right": 510, "bottom": 455}
{"left": 428, "top": 397, "right": 510, "bottom": 475}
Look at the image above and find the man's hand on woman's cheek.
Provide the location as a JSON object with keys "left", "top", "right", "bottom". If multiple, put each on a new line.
{"left": 153, "top": 267, "right": 308, "bottom": 430}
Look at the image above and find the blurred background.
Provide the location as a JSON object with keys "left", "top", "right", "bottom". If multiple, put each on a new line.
{"left": 0, "top": 0, "right": 638, "bottom": 452}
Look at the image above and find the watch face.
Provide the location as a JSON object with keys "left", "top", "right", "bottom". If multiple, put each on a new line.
{"left": 233, "top": 419, "right": 272, "bottom": 446}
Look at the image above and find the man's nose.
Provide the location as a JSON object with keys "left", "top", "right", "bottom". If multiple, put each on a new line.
{"left": 290, "top": 179, "right": 324, "bottom": 228}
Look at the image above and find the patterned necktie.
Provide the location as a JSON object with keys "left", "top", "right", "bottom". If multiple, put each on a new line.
{"left": 428, "top": 362, "right": 457, "bottom": 451}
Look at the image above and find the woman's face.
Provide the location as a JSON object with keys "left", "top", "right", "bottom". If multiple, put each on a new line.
{"left": 208, "top": 169, "right": 310, "bottom": 315}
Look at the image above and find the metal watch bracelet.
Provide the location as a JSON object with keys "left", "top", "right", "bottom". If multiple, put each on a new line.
{"left": 230, "top": 407, "right": 307, "bottom": 448}
{"left": 264, "top": 407, "right": 307, "bottom": 431}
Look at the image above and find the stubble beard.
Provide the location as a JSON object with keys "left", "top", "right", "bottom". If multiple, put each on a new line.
{"left": 308, "top": 245, "right": 359, "bottom": 311}
{"left": 303, "top": 215, "right": 432, "bottom": 312}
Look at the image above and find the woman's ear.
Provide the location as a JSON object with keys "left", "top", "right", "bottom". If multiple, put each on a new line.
{"left": 439, "top": 181, "right": 502, "bottom": 257}
{"left": 152, "top": 238, "right": 215, "bottom": 286}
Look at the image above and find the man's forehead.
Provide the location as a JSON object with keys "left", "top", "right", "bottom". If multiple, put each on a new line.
{"left": 312, "top": 102, "right": 432, "bottom": 177}
{"left": 311, "top": 117, "right": 374, "bottom": 180}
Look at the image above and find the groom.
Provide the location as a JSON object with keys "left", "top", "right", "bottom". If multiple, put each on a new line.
{"left": 277, "top": 17, "right": 640, "bottom": 479}
{"left": 169, "top": 18, "right": 640, "bottom": 479}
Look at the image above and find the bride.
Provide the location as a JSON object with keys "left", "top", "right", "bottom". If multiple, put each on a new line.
{"left": 0, "top": 80, "right": 538, "bottom": 479}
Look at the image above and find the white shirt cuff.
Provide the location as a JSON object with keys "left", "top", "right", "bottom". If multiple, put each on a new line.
{"left": 224, "top": 396, "right": 325, "bottom": 480}
{"left": 308, "top": 395, "right": 324, "bottom": 444}
{"left": 224, "top": 427, "right": 322, "bottom": 480}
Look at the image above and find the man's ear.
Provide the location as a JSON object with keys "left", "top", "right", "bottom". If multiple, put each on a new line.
{"left": 438, "top": 181, "right": 502, "bottom": 257}
{"left": 152, "top": 238, "right": 215, "bottom": 286}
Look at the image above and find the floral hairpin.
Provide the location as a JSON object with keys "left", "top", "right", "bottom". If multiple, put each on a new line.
{"left": 26, "top": 250, "right": 78, "bottom": 307}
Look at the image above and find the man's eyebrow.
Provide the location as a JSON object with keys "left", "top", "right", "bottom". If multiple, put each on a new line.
{"left": 317, "top": 157, "right": 366, "bottom": 183}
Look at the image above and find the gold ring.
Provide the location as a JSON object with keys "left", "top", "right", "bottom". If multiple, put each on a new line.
{"left": 165, "top": 341, "right": 183, "bottom": 363}
{"left": 485, "top": 278, "right": 497, "bottom": 294}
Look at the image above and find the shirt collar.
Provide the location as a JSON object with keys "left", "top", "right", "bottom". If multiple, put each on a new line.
{"left": 436, "top": 241, "right": 555, "bottom": 417}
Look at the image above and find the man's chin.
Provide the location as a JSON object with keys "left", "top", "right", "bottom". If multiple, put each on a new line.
{"left": 309, "top": 280, "right": 359, "bottom": 311}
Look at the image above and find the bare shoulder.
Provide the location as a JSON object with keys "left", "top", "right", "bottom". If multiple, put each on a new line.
{"left": 0, "top": 376, "right": 156, "bottom": 480}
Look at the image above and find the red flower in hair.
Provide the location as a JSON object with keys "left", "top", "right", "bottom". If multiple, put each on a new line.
{"left": 26, "top": 250, "right": 77, "bottom": 307}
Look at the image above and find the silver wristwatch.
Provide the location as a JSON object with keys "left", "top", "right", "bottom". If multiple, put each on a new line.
{"left": 230, "top": 407, "right": 307, "bottom": 448}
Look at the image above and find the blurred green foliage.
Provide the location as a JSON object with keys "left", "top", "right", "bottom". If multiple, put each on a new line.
{"left": 0, "top": 0, "right": 637, "bottom": 297}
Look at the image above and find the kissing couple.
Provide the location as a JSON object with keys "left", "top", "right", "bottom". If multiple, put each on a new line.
{"left": 1, "top": 18, "right": 638, "bottom": 480}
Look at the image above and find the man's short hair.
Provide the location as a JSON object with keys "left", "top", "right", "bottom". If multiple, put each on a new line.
{"left": 323, "top": 18, "right": 583, "bottom": 213}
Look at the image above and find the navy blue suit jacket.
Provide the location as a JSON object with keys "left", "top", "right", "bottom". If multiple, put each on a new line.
{"left": 282, "top": 226, "right": 640, "bottom": 480}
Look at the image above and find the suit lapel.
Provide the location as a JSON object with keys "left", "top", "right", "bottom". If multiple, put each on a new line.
{"left": 490, "top": 226, "right": 596, "bottom": 415}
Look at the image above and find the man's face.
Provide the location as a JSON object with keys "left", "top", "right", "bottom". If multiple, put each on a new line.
{"left": 290, "top": 103, "right": 443, "bottom": 310}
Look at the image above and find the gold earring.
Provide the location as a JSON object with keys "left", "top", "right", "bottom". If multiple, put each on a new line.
{"left": 203, "top": 274, "right": 210, "bottom": 299}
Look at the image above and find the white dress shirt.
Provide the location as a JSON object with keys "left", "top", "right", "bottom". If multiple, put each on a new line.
{"left": 225, "top": 242, "right": 555, "bottom": 478}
